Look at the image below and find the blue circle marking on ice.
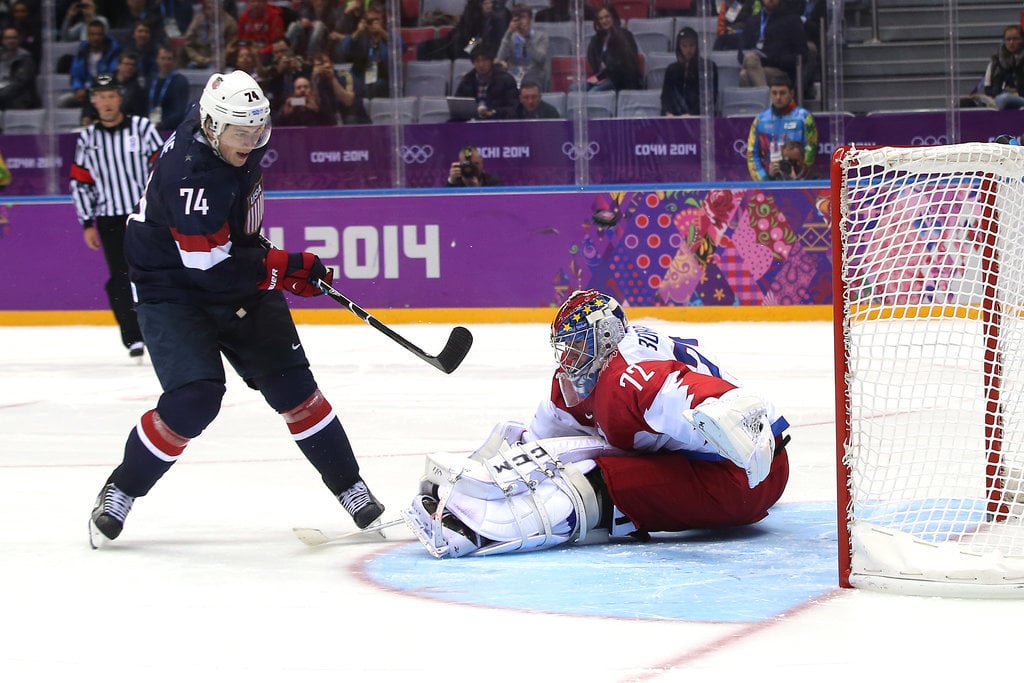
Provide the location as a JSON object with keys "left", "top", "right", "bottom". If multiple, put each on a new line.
{"left": 364, "top": 502, "right": 838, "bottom": 622}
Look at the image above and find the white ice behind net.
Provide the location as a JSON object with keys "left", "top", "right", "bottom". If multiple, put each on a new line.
{"left": 838, "top": 143, "right": 1024, "bottom": 594}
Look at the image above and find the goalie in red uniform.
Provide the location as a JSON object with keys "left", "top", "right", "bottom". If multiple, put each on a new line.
{"left": 404, "top": 289, "right": 791, "bottom": 557}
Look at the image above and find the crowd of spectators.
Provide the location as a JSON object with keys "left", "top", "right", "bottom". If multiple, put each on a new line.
{"left": 0, "top": 0, "right": 1016, "bottom": 132}
{"left": 0, "top": 0, "right": 828, "bottom": 126}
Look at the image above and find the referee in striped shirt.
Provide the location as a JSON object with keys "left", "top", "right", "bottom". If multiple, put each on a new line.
{"left": 71, "top": 73, "right": 164, "bottom": 361}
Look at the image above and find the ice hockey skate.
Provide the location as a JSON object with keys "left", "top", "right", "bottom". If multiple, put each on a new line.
{"left": 404, "top": 493, "right": 486, "bottom": 558}
{"left": 89, "top": 482, "right": 135, "bottom": 548}
{"left": 128, "top": 342, "right": 145, "bottom": 364}
{"left": 338, "top": 479, "right": 385, "bottom": 529}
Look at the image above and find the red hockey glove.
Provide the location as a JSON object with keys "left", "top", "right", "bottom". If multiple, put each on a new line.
{"left": 259, "top": 249, "right": 333, "bottom": 297}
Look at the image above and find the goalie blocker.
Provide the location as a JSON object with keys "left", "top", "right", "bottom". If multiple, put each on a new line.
{"left": 403, "top": 429, "right": 789, "bottom": 559}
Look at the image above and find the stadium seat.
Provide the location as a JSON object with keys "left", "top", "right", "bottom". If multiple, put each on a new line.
{"left": 417, "top": 96, "right": 451, "bottom": 123}
{"left": 401, "top": 27, "right": 436, "bottom": 62}
{"left": 708, "top": 50, "right": 741, "bottom": 90}
{"left": 550, "top": 55, "right": 589, "bottom": 92}
{"left": 368, "top": 97, "right": 417, "bottom": 124}
{"left": 566, "top": 90, "right": 617, "bottom": 119}
{"left": 1, "top": 108, "right": 45, "bottom": 134}
{"left": 451, "top": 57, "right": 473, "bottom": 86}
{"left": 616, "top": 89, "right": 662, "bottom": 118}
{"left": 542, "top": 22, "right": 575, "bottom": 57}
{"left": 401, "top": 0, "right": 420, "bottom": 26}
{"left": 181, "top": 68, "right": 215, "bottom": 105}
{"left": 720, "top": 86, "right": 770, "bottom": 117}
{"left": 627, "top": 17, "right": 676, "bottom": 54}
{"left": 404, "top": 59, "right": 451, "bottom": 97}
{"left": 653, "top": 0, "right": 693, "bottom": 14}
{"left": 610, "top": 0, "right": 649, "bottom": 22}
{"left": 643, "top": 50, "right": 676, "bottom": 90}
{"left": 544, "top": 91, "right": 567, "bottom": 117}
{"left": 54, "top": 107, "right": 85, "bottom": 133}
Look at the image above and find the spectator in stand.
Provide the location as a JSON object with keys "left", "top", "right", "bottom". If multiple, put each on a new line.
{"left": 585, "top": 4, "right": 642, "bottom": 93}
{"left": 275, "top": 75, "right": 335, "bottom": 126}
{"left": 497, "top": 4, "right": 549, "bottom": 90}
{"left": 8, "top": 1, "right": 42, "bottom": 65}
{"left": 453, "top": 41, "right": 519, "bottom": 121}
{"left": 113, "top": 52, "right": 148, "bottom": 118}
{"left": 746, "top": 74, "right": 816, "bottom": 181}
{"left": 446, "top": 145, "right": 502, "bottom": 187}
{"left": 229, "top": 41, "right": 262, "bottom": 79}
{"left": 124, "top": 20, "right": 161, "bottom": 82}
{"left": 286, "top": 0, "right": 338, "bottom": 58}
{"left": 183, "top": 0, "right": 239, "bottom": 70}
{"left": 238, "top": 0, "right": 286, "bottom": 56}
{"left": 82, "top": 51, "right": 149, "bottom": 125}
{"left": 737, "top": 0, "right": 807, "bottom": 91}
{"left": 981, "top": 24, "right": 1024, "bottom": 110}
{"left": 59, "top": 0, "right": 110, "bottom": 42}
{"left": 513, "top": 79, "right": 560, "bottom": 119}
{"left": 0, "top": 25, "right": 39, "bottom": 110}
{"left": 310, "top": 49, "right": 368, "bottom": 124}
{"left": 450, "top": 0, "right": 509, "bottom": 60}
{"left": 337, "top": 2, "right": 392, "bottom": 100}
{"left": 713, "top": 0, "right": 760, "bottom": 52}
{"left": 62, "top": 19, "right": 122, "bottom": 108}
{"left": 770, "top": 139, "right": 813, "bottom": 180}
{"left": 327, "top": 0, "right": 365, "bottom": 57}
{"left": 534, "top": 0, "right": 594, "bottom": 24}
{"left": 662, "top": 26, "right": 718, "bottom": 116}
{"left": 146, "top": 45, "right": 190, "bottom": 131}
{"left": 262, "top": 35, "right": 309, "bottom": 115}
{"left": 109, "top": 0, "right": 168, "bottom": 47}
{"left": 156, "top": 0, "right": 194, "bottom": 39}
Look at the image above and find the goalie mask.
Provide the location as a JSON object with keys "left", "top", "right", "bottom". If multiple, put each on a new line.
{"left": 551, "top": 289, "right": 627, "bottom": 406}
{"left": 198, "top": 71, "right": 272, "bottom": 153}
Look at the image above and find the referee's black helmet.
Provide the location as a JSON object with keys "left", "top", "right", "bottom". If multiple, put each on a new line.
{"left": 89, "top": 73, "right": 120, "bottom": 96}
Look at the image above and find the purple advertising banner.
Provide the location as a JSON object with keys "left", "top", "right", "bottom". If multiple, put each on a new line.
{"left": 4, "top": 109, "right": 1023, "bottom": 195}
{"left": 0, "top": 186, "right": 832, "bottom": 311}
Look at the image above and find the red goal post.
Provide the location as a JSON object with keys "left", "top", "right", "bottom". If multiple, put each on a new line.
{"left": 831, "top": 143, "right": 1024, "bottom": 597}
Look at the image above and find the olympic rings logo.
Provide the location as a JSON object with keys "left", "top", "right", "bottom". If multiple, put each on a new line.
{"left": 562, "top": 141, "right": 600, "bottom": 160}
{"left": 260, "top": 148, "right": 279, "bottom": 168}
{"left": 732, "top": 139, "right": 748, "bottom": 157}
{"left": 910, "top": 135, "right": 949, "bottom": 146}
{"left": 400, "top": 145, "right": 434, "bottom": 164}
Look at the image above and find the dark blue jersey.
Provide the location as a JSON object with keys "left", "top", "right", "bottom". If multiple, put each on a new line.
{"left": 125, "top": 111, "right": 270, "bottom": 307}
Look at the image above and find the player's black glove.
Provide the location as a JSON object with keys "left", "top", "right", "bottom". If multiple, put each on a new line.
{"left": 259, "top": 249, "right": 332, "bottom": 297}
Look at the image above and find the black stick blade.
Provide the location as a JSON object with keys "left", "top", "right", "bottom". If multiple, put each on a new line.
{"left": 431, "top": 326, "right": 473, "bottom": 374}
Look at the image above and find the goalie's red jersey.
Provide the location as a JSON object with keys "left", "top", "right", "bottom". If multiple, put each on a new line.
{"left": 528, "top": 324, "right": 791, "bottom": 533}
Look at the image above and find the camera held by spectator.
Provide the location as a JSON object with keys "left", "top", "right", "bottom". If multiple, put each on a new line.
{"left": 446, "top": 145, "right": 502, "bottom": 187}
{"left": 769, "top": 140, "right": 810, "bottom": 181}
{"left": 459, "top": 148, "right": 478, "bottom": 180}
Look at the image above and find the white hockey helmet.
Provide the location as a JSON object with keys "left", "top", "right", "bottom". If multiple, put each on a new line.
{"left": 198, "top": 71, "right": 272, "bottom": 149}
{"left": 550, "top": 289, "right": 627, "bottom": 406}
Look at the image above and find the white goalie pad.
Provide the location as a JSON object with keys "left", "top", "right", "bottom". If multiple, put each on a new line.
{"left": 403, "top": 436, "right": 615, "bottom": 558}
{"left": 687, "top": 389, "right": 775, "bottom": 488}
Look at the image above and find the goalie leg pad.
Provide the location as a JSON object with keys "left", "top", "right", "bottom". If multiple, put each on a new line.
{"left": 688, "top": 389, "right": 775, "bottom": 488}
{"left": 405, "top": 438, "right": 606, "bottom": 558}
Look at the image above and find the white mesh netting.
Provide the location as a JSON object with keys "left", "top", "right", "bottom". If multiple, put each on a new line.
{"left": 836, "top": 143, "right": 1024, "bottom": 596}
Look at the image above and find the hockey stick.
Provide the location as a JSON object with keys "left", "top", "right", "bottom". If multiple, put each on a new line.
{"left": 257, "top": 234, "right": 473, "bottom": 374}
{"left": 293, "top": 518, "right": 407, "bottom": 547}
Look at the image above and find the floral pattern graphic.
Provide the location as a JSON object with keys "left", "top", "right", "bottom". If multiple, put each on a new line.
{"left": 556, "top": 188, "right": 832, "bottom": 307}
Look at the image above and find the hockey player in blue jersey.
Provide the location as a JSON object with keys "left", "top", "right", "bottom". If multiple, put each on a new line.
{"left": 89, "top": 70, "right": 385, "bottom": 547}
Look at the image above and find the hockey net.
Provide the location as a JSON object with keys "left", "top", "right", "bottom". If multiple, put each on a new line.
{"left": 832, "top": 143, "right": 1024, "bottom": 597}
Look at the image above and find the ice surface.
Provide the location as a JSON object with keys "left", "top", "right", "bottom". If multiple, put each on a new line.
{"left": 0, "top": 320, "right": 1018, "bottom": 681}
